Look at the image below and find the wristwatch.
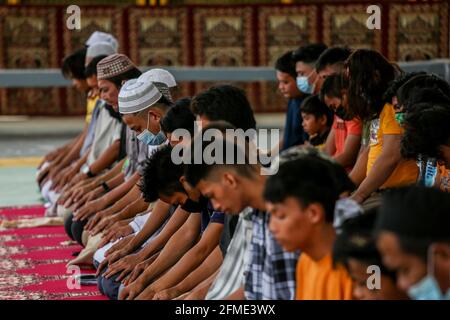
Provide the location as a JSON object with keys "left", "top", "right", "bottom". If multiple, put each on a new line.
{"left": 101, "top": 181, "right": 111, "bottom": 193}
{"left": 81, "top": 164, "right": 95, "bottom": 178}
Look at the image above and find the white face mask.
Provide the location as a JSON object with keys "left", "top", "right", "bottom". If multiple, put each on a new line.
{"left": 407, "top": 244, "right": 450, "bottom": 300}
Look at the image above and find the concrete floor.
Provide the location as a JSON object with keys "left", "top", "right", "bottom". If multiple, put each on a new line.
{"left": 0, "top": 116, "right": 84, "bottom": 158}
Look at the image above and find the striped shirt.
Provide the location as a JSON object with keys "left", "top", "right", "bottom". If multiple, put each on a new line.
{"left": 206, "top": 208, "right": 253, "bottom": 300}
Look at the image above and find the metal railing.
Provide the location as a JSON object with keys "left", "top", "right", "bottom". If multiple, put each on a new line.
{"left": 0, "top": 60, "right": 449, "bottom": 88}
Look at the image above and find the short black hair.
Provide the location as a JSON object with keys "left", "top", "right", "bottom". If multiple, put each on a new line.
{"left": 397, "top": 73, "right": 450, "bottom": 111}
{"left": 275, "top": 50, "right": 297, "bottom": 79}
{"left": 300, "top": 94, "right": 334, "bottom": 127}
{"left": 315, "top": 46, "right": 352, "bottom": 73}
{"left": 263, "top": 151, "right": 352, "bottom": 223}
{"left": 333, "top": 208, "right": 397, "bottom": 280}
{"left": 140, "top": 145, "right": 185, "bottom": 203}
{"left": 376, "top": 186, "right": 450, "bottom": 261}
{"left": 160, "top": 98, "right": 195, "bottom": 135}
{"left": 292, "top": 43, "right": 328, "bottom": 65}
{"left": 107, "top": 68, "right": 142, "bottom": 89}
{"left": 84, "top": 55, "right": 107, "bottom": 78}
{"left": 382, "top": 71, "right": 427, "bottom": 104}
{"left": 184, "top": 124, "right": 258, "bottom": 188}
{"left": 401, "top": 102, "right": 450, "bottom": 159}
{"left": 191, "top": 84, "right": 256, "bottom": 131}
{"left": 319, "top": 73, "right": 347, "bottom": 101}
{"left": 62, "top": 47, "right": 87, "bottom": 80}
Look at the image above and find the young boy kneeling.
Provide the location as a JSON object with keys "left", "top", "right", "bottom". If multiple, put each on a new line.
{"left": 264, "top": 149, "right": 353, "bottom": 300}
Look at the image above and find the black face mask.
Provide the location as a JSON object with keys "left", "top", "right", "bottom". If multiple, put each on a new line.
{"left": 334, "top": 105, "right": 354, "bottom": 121}
{"left": 104, "top": 103, "right": 123, "bottom": 121}
{"left": 181, "top": 196, "right": 208, "bottom": 213}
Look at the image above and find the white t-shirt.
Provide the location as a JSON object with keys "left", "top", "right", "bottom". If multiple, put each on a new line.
{"left": 86, "top": 101, "right": 123, "bottom": 166}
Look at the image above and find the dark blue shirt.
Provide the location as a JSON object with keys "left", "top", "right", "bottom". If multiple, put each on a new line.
{"left": 282, "top": 96, "right": 309, "bottom": 151}
{"left": 201, "top": 200, "right": 225, "bottom": 232}
{"left": 181, "top": 196, "right": 225, "bottom": 233}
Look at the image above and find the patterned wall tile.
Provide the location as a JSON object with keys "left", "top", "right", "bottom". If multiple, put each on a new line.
{"left": 192, "top": 7, "right": 257, "bottom": 111}
{"left": 388, "top": 3, "right": 449, "bottom": 61}
{"left": 62, "top": 7, "right": 124, "bottom": 115}
{"left": 128, "top": 7, "right": 190, "bottom": 99}
{"left": 323, "top": 4, "right": 382, "bottom": 52}
{"left": 128, "top": 7, "right": 189, "bottom": 66}
{"left": 193, "top": 7, "right": 254, "bottom": 66}
{"left": 258, "top": 5, "right": 318, "bottom": 112}
{"left": 1, "top": 2, "right": 450, "bottom": 116}
{"left": 258, "top": 5, "right": 318, "bottom": 67}
{"left": 0, "top": 7, "right": 60, "bottom": 115}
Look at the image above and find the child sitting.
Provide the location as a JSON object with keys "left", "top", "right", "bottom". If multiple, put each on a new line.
{"left": 300, "top": 94, "right": 332, "bottom": 149}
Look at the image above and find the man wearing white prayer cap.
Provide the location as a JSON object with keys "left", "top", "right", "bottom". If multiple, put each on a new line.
{"left": 85, "top": 42, "right": 116, "bottom": 66}
{"left": 119, "top": 79, "right": 173, "bottom": 146}
{"left": 86, "top": 31, "right": 119, "bottom": 53}
{"left": 138, "top": 68, "right": 179, "bottom": 99}
{"left": 138, "top": 68, "right": 177, "bottom": 88}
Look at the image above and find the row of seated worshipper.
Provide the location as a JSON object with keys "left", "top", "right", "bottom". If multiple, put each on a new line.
{"left": 35, "top": 36, "right": 450, "bottom": 300}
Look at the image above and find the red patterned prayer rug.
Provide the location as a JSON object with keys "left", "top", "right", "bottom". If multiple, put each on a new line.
{"left": 0, "top": 205, "right": 107, "bottom": 300}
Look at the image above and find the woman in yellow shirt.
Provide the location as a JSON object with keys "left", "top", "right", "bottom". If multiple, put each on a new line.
{"left": 344, "top": 49, "right": 418, "bottom": 206}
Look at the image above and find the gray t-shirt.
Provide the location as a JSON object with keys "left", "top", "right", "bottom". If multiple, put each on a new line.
{"left": 123, "top": 127, "right": 151, "bottom": 180}
{"left": 86, "top": 101, "right": 123, "bottom": 167}
{"left": 124, "top": 127, "right": 140, "bottom": 180}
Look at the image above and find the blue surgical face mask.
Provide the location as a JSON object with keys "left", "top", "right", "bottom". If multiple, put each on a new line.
{"left": 407, "top": 244, "right": 450, "bottom": 300}
{"left": 407, "top": 274, "right": 448, "bottom": 300}
{"left": 296, "top": 71, "right": 315, "bottom": 94}
{"left": 137, "top": 129, "right": 166, "bottom": 146}
{"left": 136, "top": 111, "right": 166, "bottom": 146}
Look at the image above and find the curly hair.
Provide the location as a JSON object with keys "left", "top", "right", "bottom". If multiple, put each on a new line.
{"left": 401, "top": 102, "right": 450, "bottom": 160}
{"left": 140, "top": 145, "right": 185, "bottom": 203}
{"left": 396, "top": 73, "right": 450, "bottom": 112}
{"left": 382, "top": 71, "right": 427, "bottom": 104}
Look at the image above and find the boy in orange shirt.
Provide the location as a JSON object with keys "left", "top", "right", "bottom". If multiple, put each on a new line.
{"left": 264, "top": 149, "right": 353, "bottom": 300}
